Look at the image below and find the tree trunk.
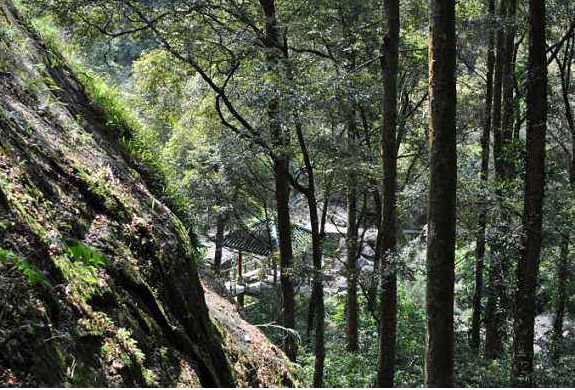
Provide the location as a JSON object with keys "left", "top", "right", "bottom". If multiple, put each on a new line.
{"left": 307, "top": 290, "right": 316, "bottom": 336}
{"left": 346, "top": 108, "right": 359, "bottom": 353}
{"left": 425, "top": 0, "right": 457, "bottom": 386}
{"left": 274, "top": 157, "right": 297, "bottom": 362}
{"left": 376, "top": 0, "right": 399, "bottom": 386}
{"left": 259, "top": 0, "right": 296, "bottom": 362}
{"left": 309, "top": 200, "right": 325, "bottom": 387}
{"left": 298, "top": 187, "right": 325, "bottom": 385}
{"left": 470, "top": 0, "right": 496, "bottom": 350}
{"left": 291, "top": 103, "right": 326, "bottom": 385}
{"left": 511, "top": 0, "right": 547, "bottom": 384}
{"left": 501, "top": 0, "right": 517, "bottom": 177}
{"left": 553, "top": 35, "right": 574, "bottom": 344}
{"left": 485, "top": 0, "right": 509, "bottom": 359}
{"left": 491, "top": 0, "right": 507, "bottom": 178}
{"left": 213, "top": 215, "right": 226, "bottom": 275}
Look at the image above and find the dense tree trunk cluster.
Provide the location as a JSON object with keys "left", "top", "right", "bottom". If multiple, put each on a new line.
{"left": 470, "top": 0, "right": 496, "bottom": 351}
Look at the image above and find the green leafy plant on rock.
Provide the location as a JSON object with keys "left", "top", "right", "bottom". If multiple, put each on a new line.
{"left": 54, "top": 239, "right": 109, "bottom": 301}
{"left": 0, "top": 248, "right": 50, "bottom": 287}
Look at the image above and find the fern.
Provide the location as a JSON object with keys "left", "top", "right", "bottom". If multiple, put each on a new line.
{"left": 0, "top": 248, "right": 50, "bottom": 287}
{"left": 53, "top": 239, "right": 109, "bottom": 300}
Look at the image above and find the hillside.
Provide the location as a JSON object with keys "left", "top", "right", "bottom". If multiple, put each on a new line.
{"left": 0, "top": 1, "right": 294, "bottom": 387}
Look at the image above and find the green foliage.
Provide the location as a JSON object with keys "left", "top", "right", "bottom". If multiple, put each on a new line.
{"left": 116, "top": 327, "right": 146, "bottom": 365}
{"left": 30, "top": 17, "right": 163, "bottom": 175}
{"left": 296, "top": 284, "right": 426, "bottom": 387}
{"left": 64, "top": 239, "right": 108, "bottom": 268}
{"left": 80, "top": 311, "right": 114, "bottom": 337}
{"left": 53, "top": 239, "right": 108, "bottom": 300}
{"left": 0, "top": 248, "right": 50, "bottom": 287}
{"left": 28, "top": 15, "right": 201, "bottom": 240}
{"left": 100, "top": 326, "right": 149, "bottom": 382}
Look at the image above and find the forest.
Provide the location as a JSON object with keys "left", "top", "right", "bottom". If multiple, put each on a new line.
{"left": 0, "top": 0, "right": 574, "bottom": 387}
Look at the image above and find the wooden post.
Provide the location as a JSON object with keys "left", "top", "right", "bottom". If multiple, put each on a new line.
{"left": 237, "top": 251, "right": 244, "bottom": 309}
{"left": 238, "top": 251, "right": 243, "bottom": 278}
{"left": 273, "top": 254, "right": 278, "bottom": 285}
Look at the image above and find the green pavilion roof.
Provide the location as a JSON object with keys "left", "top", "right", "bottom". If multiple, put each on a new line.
{"left": 222, "top": 219, "right": 312, "bottom": 256}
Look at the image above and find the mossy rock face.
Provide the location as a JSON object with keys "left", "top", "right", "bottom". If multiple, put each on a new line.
{"left": 0, "top": 2, "right": 234, "bottom": 387}
{"left": 0, "top": 2, "right": 296, "bottom": 387}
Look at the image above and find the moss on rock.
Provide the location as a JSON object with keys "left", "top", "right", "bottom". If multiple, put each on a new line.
{"left": 0, "top": 2, "right": 295, "bottom": 387}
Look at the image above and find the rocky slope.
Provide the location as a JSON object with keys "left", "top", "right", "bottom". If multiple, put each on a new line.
{"left": 0, "top": 1, "right": 294, "bottom": 387}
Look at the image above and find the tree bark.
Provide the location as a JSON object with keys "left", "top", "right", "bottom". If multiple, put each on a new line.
{"left": 501, "top": 0, "right": 518, "bottom": 177}
{"left": 309, "top": 199, "right": 325, "bottom": 387}
{"left": 553, "top": 36, "right": 574, "bottom": 344}
{"left": 290, "top": 100, "right": 326, "bottom": 385}
{"left": 307, "top": 178, "right": 331, "bottom": 340}
{"left": 274, "top": 157, "right": 297, "bottom": 362}
{"left": 376, "top": 0, "right": 399, "bottom": 386}
{"left": 346, "top": 108, "right": 359, "bottom": 353}
{"left": 490, "top": 0, "right": 518, "bottom": 355}
{"left": 470, "top": 0, "right": 496, "bottom": 350}
{"left": 425, "top": 0, "right": 457, "bottom": 386}
{"left": 307, "top": 290, "right": 316, "bottom": 336}
{"left": 491, "top": 0, "right": 507, "bottom": 178}
{"left": 259, "top": 0, "right": 297, "bottom": 362}
{"left": 511, "top": 0, "right": 547, "bottom": 384}
{"left": 297, "top": 185, "right": 325, "bottom": 385}
{"left": 485, "top": 0, "right": 509, "bottom": 359}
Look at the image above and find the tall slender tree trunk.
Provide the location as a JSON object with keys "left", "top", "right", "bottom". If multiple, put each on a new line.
{"left": 346, "top": 108, "right": 359, "bottom": 353}
{"left": 425, "top": 0, "right": 457, "bottom": 386}
{"left": 491, "top": 0, "right": 507, "bottom": 178}
{"left": 309, "top": 199, "right": 325, "bottom": 387}
{"left": 259, "top": 0, "right": 296, "bottom": 362}
{"left": 501, "top": 0, "right": 517, "bottom": 177}
{"left": 309, "top": 207, "right": 325, "bottom": 388}
{"left": 307, "top": 181, "right": 333, "bottom": 340}
{"left": 307, "top": 289, "right": 316, "bottom": 336}
{"left": 485, "top": 0, "right": 509, "bottom": 359}
{"left": 511, "top": 0, "right": 547, "bottom": 384}
{"left": 376, "top": 0, "right": 399, "bottom": 386}
{"left": 496, "top": 12, "right": 519, "bottom": 337}
{"left": 553, "top": 36, "right": 574, "bottom": 343}
{"left": 294, "top": 181, "right": 325, "bottom": 384}
{"left": 499, "top": 2, "right": 518, "bottom": 338}
{"left": 471, "top": 0, "right": 496, "bottom": 350}
{"left": 335, "top": 2, "right": 361, "bottom": 354}
{"left": 291, "top": 93, "right": 326, "bottom": 384}
{"left": 274, "top": 157, "right": 296, "bottom": 362}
